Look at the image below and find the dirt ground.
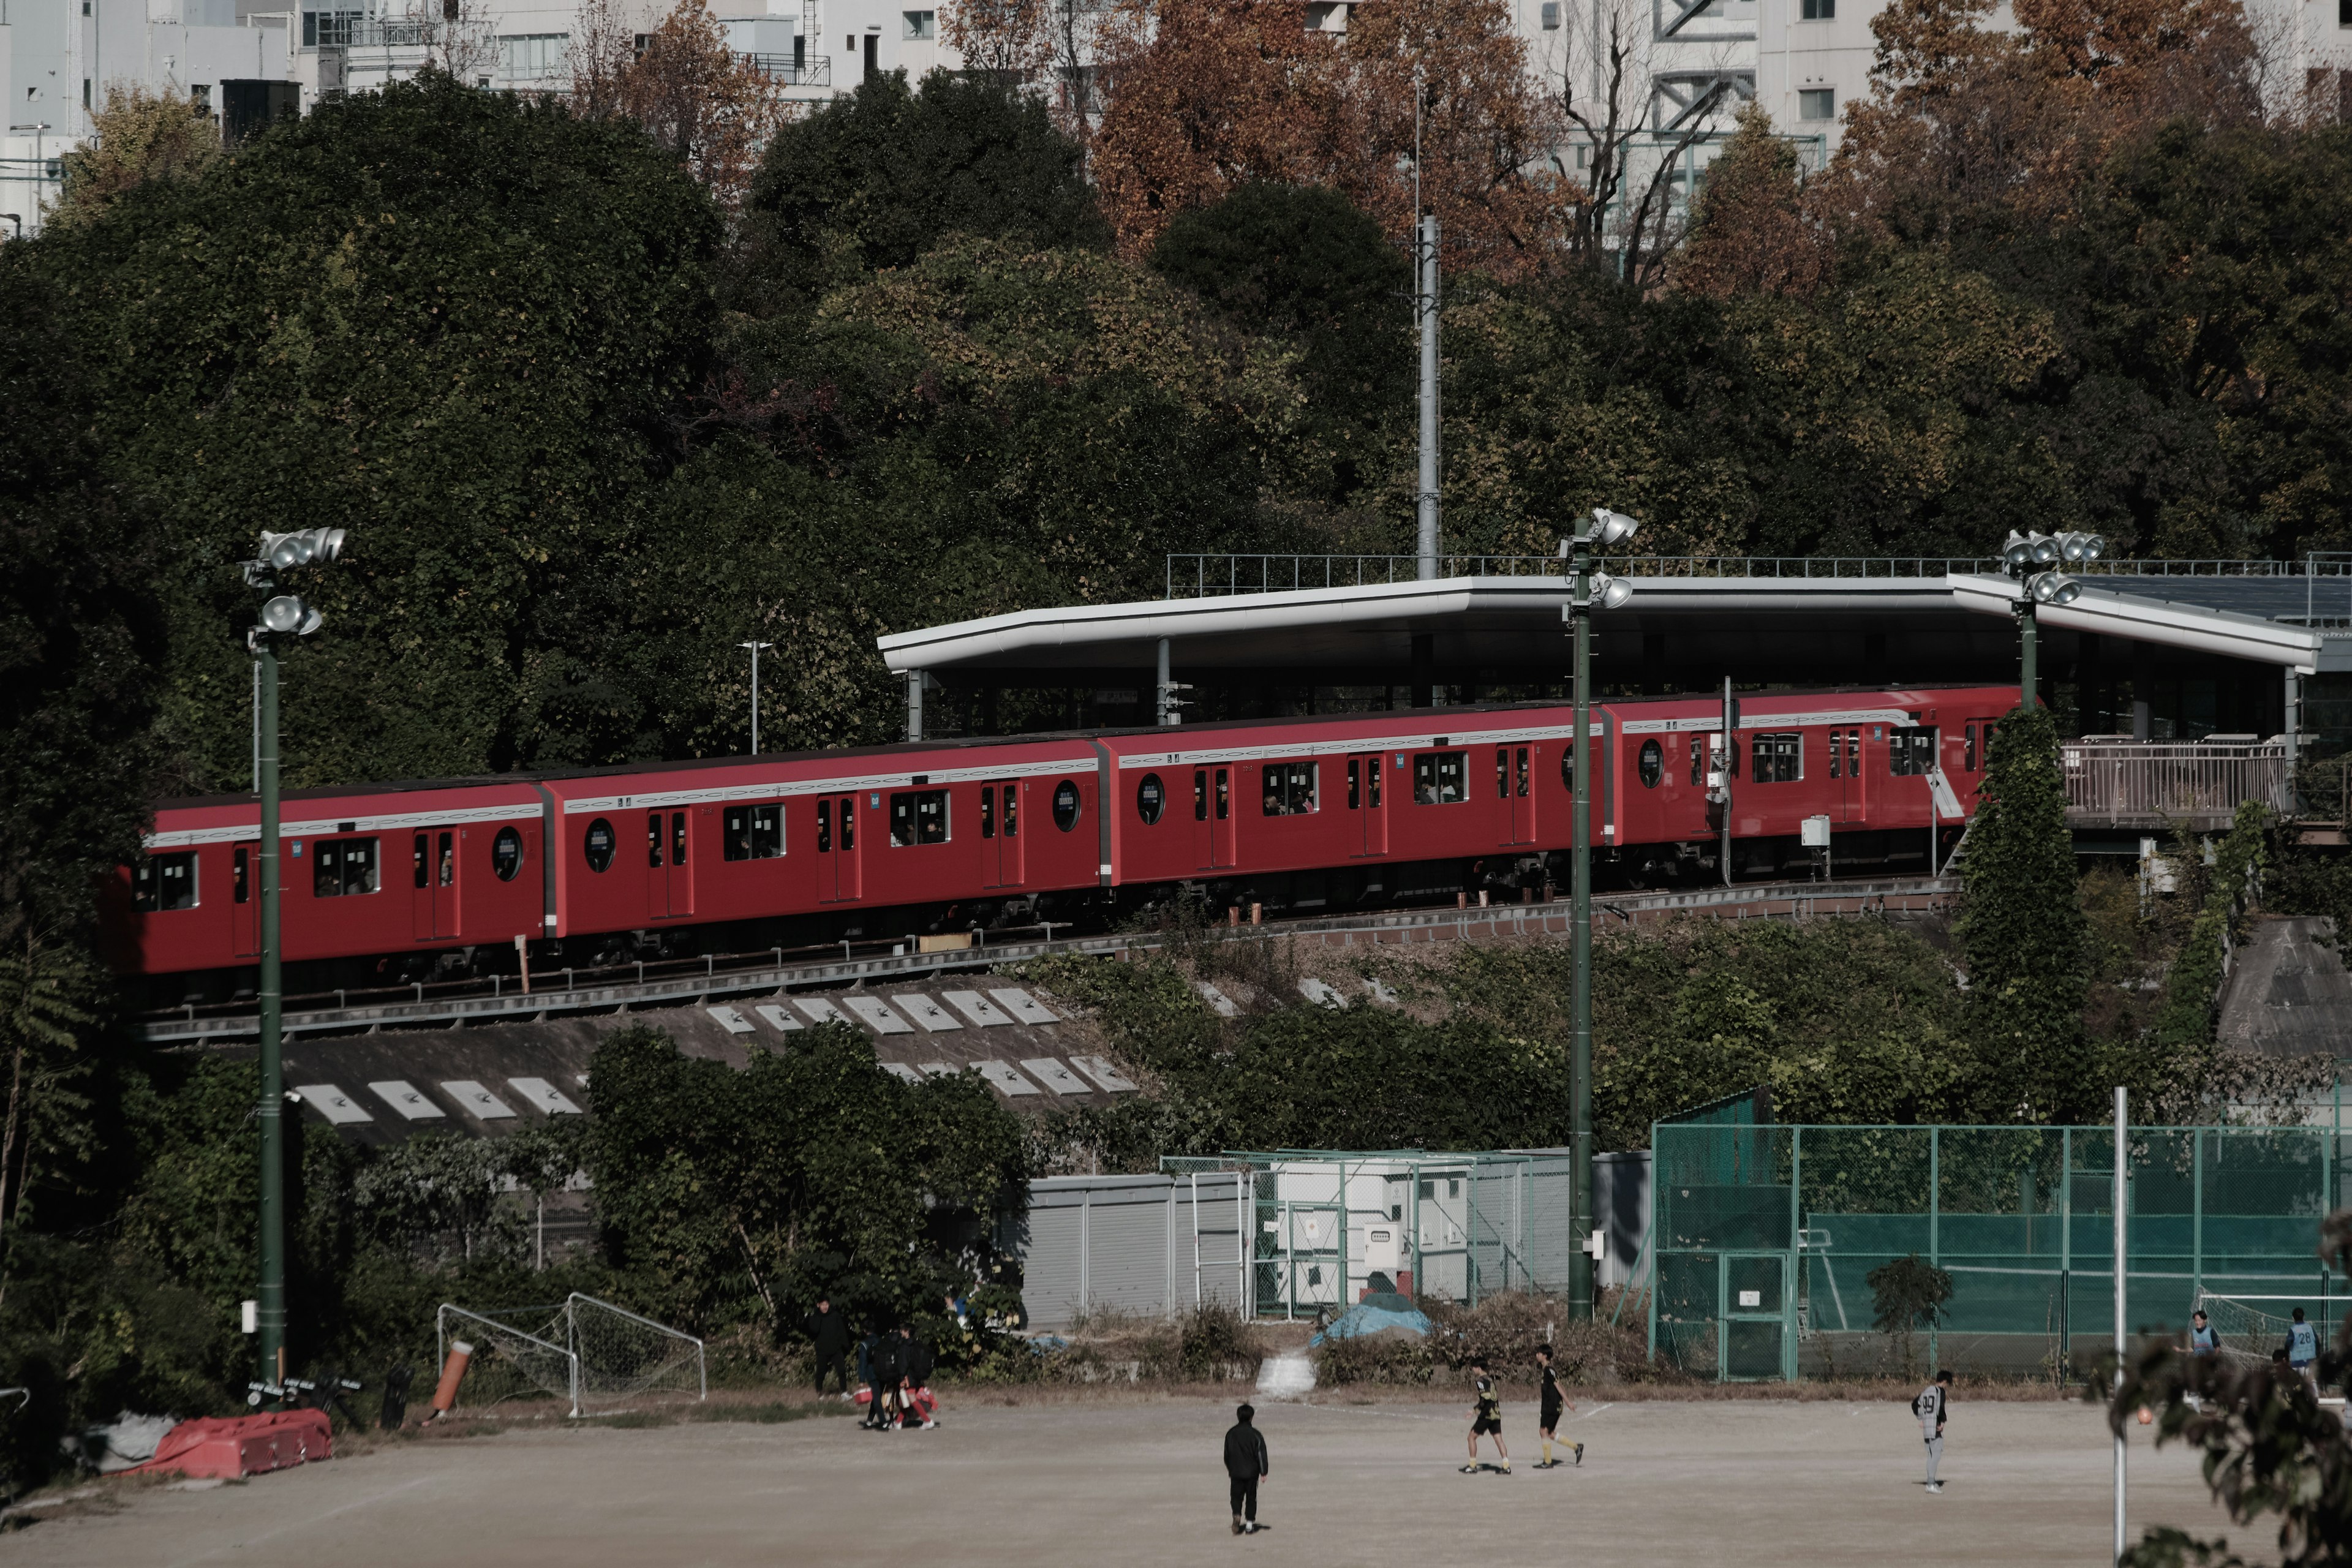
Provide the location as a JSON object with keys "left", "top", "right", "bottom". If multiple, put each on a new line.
{"left": 0, "top": 1392, "right": 2262, "bottom": 1567}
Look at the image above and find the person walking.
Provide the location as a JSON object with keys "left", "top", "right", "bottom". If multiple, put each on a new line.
{"left": 1223, "top": 1403, "right": 1268, "bottom": 1535}
{"left": 1534, "top": 1346, "right": 1581, "bottom": 1469}
{"left": 869, "top": 1326, "right": 905, "bottom": 1430}
{"left": 805, "top": 1296, "right": 851, "bottom": 1399}
{"left": 2286, "top": 1308, "right": 2322, "bottom": 1395}
{"left": 855, "top": 1327, "right": 881, "bottom": 1428}
{"left": 1912, "top": 1368, "right": 1951, "bottom": 1493}
{"left": 898, "top": 1324, "right": 938, "bottom": 1430}
{"left": 1462, "top": 1357, "right": 1509, "bottom": 1474}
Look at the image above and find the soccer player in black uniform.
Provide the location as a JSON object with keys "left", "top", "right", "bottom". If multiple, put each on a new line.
{"left": 1462, "top": 1356, "right": 1510, "bottom": 1473}
{"left": 1534, "top": 1345, "right": 1583, "bottom": 1468}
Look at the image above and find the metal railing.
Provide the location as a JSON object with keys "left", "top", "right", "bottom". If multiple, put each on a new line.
{"left": 742, "top": 52, "right": 830, "bottom": 85}
{"left": 2062, "top": 739, "right": 2291, "bottom": 828}
{"left": 1164, "top": 553, "right": 2352, "bottom": 600}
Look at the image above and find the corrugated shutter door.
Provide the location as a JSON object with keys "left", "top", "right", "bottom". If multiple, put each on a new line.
{"left": 1022, "top": 1204, "right": 1085, "bottom": 1332}
{"left": 1529, "top": 1159, "right": 1580, "bottom": 1291}
{"left": 1086, "top": 1194, "right": 1170, "bottom": 1317}
{"left": 1189, "top": 1180, "right": 1247, "bottom": 1312}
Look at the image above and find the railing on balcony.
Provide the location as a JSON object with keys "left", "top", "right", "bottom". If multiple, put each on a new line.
{"left": 742, "top": 53, "right": 830, "bottom": 85}
{"left": 2062, "top": 738, "right": 2291, "bottom": 830}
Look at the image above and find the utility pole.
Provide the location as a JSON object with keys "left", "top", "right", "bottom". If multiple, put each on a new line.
{"left": 1564, "top": 508, "right": 1636, "bottom": 1317}
{"left": 242, "top": 527, "right": 347, "bottom": 1393}
{"left": 1417, "top": 213, "right": 1441, "bottom": 581}
{"left": 2114, "top": 1084, "right": 2128, "bottom": 1564}
{"left": 739, "top": 640, "right": 773, "bottom": 755}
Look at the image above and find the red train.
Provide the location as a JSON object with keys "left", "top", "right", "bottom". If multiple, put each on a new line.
{"left": 110, "top": 684, "right": 2018, "bottom": 1005}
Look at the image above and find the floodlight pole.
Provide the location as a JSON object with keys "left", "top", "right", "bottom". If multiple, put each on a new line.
{"left": 2114, "top": 1084, "right": 2128, "bottom": 1564}
{"left": 739, "top": 640, "right": 774, "bottom": 755}
{"left": 1416, "top": 214, "right": 1441, "bottom": 581}
{"left": 2018, "top": 598, "right": 2040, "bottom": 709}
{"left": 255, "top": 636, "right": 287, "bottom": 1387}
{"left": 1567, "top": 530, "right": 1596, "bottom": 1321}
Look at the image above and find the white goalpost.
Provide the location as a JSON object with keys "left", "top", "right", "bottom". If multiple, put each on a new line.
{"left": 2192, "top": 1289, "right": 2343, "bottom": 1371}
{"left": 435, "top": 1294, "right": 706, "bottom": 1417}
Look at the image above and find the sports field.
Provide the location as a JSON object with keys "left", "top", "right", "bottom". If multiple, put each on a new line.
{"left": 0, "top": 1392, "right": 2252, "bottom": 1567}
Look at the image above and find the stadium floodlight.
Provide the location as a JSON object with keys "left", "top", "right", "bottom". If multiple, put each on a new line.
{"left": 1588, "top": 570, "right": 1634, "bottom": 611}
{"left": 263, "top": 527, "right": 348, "bottom": 571}
{"left": 2026, "top": 532, "right": 2062, "bottom": 566}
{"left": 2058, "top": 530, "right": 2106, "bottom": 564}
{"left": 261, "top": 595, "right": 323, "bottom": 636}
{"left": 1589, "top": 507, "right": 1641, "bottom": 548}
{"left": 2001, "top": 530, "right": 2036, "bottom": 571}
{"left": 2030, "top": 573, "right": 2081, "bottom": 606}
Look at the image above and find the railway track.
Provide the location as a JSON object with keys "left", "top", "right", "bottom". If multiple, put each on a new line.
{"left": 137, "top": 872, "right": 1958, "bottom": 1047}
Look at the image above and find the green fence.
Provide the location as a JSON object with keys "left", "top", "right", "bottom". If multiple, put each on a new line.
{"left": 1651, "top": 1122, "right": 2350, "bottom": 1381}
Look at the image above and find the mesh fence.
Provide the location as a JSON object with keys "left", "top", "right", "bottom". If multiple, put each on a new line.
{"left": 1164, "top": 1150, "right": 1581, "bottom": 1318}
{"left": 436, "top": 1294, "right": 704, "bottom": 1414}
{"left": 1652, "top": 1123, "right": 2348, "bottom": 1382}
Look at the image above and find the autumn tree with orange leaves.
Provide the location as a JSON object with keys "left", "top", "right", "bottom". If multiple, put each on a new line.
{"left": 571, "top": 0, "right": 786, "bottom": 212}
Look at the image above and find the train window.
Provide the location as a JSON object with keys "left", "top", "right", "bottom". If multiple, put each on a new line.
{"left": 1754, "top": 733, "right": 1801, "bottom": 782}
{"left": 1561, "top": 748, "right": 1576, "bottom": 792}
{"left": 134, "top": 850, "right": 198, "bottom": 912}
{"left": 981, "top": 789, "right": 996, "bottom": 839}
{"left": 1194, "top": 770, "right": 1208, "bottom": 821}
{"left": 234, "top": 846, "right": 250, "bottom": 904}
{"left": 1689, "top": 736, "right": 1704, "bottom": 787}
{"left": 1889, "top": 728, "right": 1938, "bottom": 777}
{"left": 1348, "top": 759, "right": 1360, "bottom": 809}
{"left": 647, "top": 811, "right": 664, "bottom": 869}
{"left": 439, "top": 831, "right": 455, "bottom": 886}
{"left": 1137, "top": 773, "right": 1166, "bottom": 826}
{"left": 1261, "top": 761, "right": 1316, "bottom": 816}
{"left": 816, "top": 799, "right": 832, "bottom": 853}
{"left": 1515, "top": 747, "right": 1530, "bottom": 797}
{"left": 1215, "top": 769, "right": 1229, "bottom": 820}
{"left": 1964, "top": 723, "right": 1977, "bottom": 771}
{"left": 1368, "top": 759, "right": 1380, "bottom": 809}
{"left": 1637, "top": 739, "right": 1663, "bottom": 788}
{"left": 1496, "top": 748, "right": 1510, "bottom": 800}
{"left": 584, "top": 817, "right": 616, "bottom": 873}
{"left": 723, "top": 805, "right": 783, "bottom": 861}
{"left": 413, "top": 832, "right": 431, "bottom": 889}
{"left": 891, "top": 790, "right": 951, "bottom": 846}
{"left": 313, "top": 837, "right": 379, "bottom": 897}
{"left": 671, "top": 812, "right": 687, "bottom": 866}
{"left": 492, "top": 825, "right": 524, "bottom": 880}
{"left": 1052, "top": 779, "right": 1082, "bottom": 832}
{"left": 998, "top": 786, "right": 1012, "bottom": 839}
{"left": 1413, "top": 750, "right": 1468, "bottom": 805}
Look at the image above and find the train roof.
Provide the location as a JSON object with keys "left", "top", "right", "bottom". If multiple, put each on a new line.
{"left": 153, "top": 680, "right": 2015, "bottom": 811}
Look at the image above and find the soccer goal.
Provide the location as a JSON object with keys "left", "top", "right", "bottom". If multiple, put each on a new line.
{"left": 2193, "top": 1290, "right": 2343, "bottom": 1369}
{"left": 435, "top": 1294, "right": 706, "bottom": 1417}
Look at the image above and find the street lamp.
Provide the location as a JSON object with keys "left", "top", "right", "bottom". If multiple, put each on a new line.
{"left": 2000, "top": 530, "right": 2100, "bottom": 706}
{"left": 738, "top": 640, "right": 774, "bottom": 755}
{"left": 1561, "top": 505, "right": 1638, "bottom": 1319}
{"left": 242, "top": 524, "right": 346, "bottom": 1394}
{"left": 0, "top": 215, "right": 20, "bottom": 241}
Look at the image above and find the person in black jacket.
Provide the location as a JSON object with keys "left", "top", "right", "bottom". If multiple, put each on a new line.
{"left": 869, "top": 1327, "right": 905, "bottom": 1431}
{"left": 804, "top": 1297, "right": 850, "bottom": 1398}
{"left": 1223, "top": 1403, "right": 1269, "bottom": 1535}
{"left": 897, "top": 1324, "right": 938, "bottom": 1430}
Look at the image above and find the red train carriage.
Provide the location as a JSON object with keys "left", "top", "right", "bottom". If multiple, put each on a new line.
{"left": 109, "top": 684, "right": 2016, "bottom": 1005}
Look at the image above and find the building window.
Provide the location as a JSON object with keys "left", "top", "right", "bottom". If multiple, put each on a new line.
{"left": 1540, "top": 0, "right": 1560, "bottom": 24}
{"left": 1261, "top": 760, "right": 1317, "bottom": 816}
{"left": 1638, "top": 739, "right": 1664, "bottom": 788}
{"left": 1754, "top": 733, "right": 1803, "bottom": 782}
{"left": 1414, "top": 750, "right": 1469, "bottom": 804}
{"left": 1889, "top": 728, "right": 1939, "bottom": 777}
{"left": 492, "top": 825, "right": 525, "bottom": 881}
{"left": 903, "top": 8, "right": 935, "bottom": 37}
{"left": 1798, "top": 87, "right": 1835, "bottom": 121}
{"left": 191, "top": 84, "right": 212, "bottom": 115}
{"left": 312, "top": 837, "right": 379, "bottom": 898}
{"left": 303, "top": 9, "right": 361, "bottom": 44}
{"left": 1136, "top": 772, "right": 1166, "bottom": 825}
{"left": 723, "top": 803, "right": 783, "bottom": 861}
{"left": 1052, "top": 778, "right": 1082, "bottom": 832}
{"left": 584, "top": 816, "right": 616, "bottom": 873}
{"left": 498, "top": 32, "right": 570, "bottom": 78}
{"left": 890, "top": 790, "right": 950, "bottom": 846}
{"left": 134, "top": 851, "right": 199, "bottom": 912}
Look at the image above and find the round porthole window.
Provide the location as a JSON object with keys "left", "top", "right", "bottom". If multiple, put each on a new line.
{"left": 1052, "top": 780, "right": 1081, "bottom": 832}
{"left": 1559, "top": 752, "right": 1575, "bottom": 791}
{"left": 492, "top": 824, "right": 524, "bottom": 881}
{"left": 584, "top": 816, "right": 616, "bottom": 873}
{"left": 1638, "top": 739, "right": 1664, "bottom": 788}
{"left": 1136, "top": 773, "right": 1166, "bottom": 826}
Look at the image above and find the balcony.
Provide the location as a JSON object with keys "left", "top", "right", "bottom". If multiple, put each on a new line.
{"left": 2062, "top": 738, "right": 2291, "bottom": 832}
{"left": 742, "top": 53, "right": 830, "bottom": 86}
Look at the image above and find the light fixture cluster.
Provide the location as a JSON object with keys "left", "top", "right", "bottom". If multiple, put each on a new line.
{"left": 246, "top": 527, "right": 349, "bottom": 642}
{"left": 2001, "top": 529, "right": 2104, "bottom": 607}
{"left": 1561, "top": 507, "right": 1641, "bottom": 612}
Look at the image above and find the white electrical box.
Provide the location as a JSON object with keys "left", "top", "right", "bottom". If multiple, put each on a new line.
{"left": 1364, "top": 1226, "right": 1401, "bottom": 1272}
{"left": 1801, "top": 814, "right": 1831, "bottom": 847}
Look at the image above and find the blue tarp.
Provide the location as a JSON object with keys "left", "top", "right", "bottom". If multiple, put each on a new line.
{"left": 1310, "top": 1299, "right": 1434, "bottom": 1347}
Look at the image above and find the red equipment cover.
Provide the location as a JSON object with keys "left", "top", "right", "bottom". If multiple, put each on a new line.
{"left": 134, "top": 1409, "right": 333, "bottom": 1479}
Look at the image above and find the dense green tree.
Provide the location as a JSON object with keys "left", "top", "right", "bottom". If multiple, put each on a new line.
{"left": 1148, "top": 183, "right": 1412, "bottom": 505}
{"left": 21, "top": 71, "right": 721, "bottom": 790}
{"left": 733, "top": 69, "right": 1107, "bottom": 317}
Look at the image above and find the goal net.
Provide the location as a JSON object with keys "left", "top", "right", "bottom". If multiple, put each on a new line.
{"left": 436, "top": 1294, "right": 705, "bottom": 1416}
{"left": 2193, "top": 1291, "right": 2343, "bottom": 1370}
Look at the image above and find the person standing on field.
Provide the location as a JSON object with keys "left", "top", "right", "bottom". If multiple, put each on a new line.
{"left": 1912, "top": 1369, "right": 1951, "bottom": 1493}
{"left": 1534, "top": 1346, "right": 1581, "bottom": 1468}
{"left": 1223, "top": 1403, "right": 1268, "bottom": 1535}
{"left": 1462, "top": 1357, "right": 1509, "bottom": 1474}
{"left": 804, "top": 1295, "right": 850, "bottom": 1398}
{"left": 2286, "top": 1308, "right": 2321, "bottom": 1395}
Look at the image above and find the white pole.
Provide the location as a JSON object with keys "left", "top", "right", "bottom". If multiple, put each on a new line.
{"left": 738, "top": 639, "right": 772, "bottom": 755}
{"left": 2114, "top": 1084, "right": 2128, "bottom": 1564}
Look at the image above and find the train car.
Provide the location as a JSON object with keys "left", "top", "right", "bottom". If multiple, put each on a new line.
{"left": 109, "top": 684, "right": 2016, "bottom": 1007}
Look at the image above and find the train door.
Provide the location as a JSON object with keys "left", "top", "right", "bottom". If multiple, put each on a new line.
{"left": 981, "top": 782, "right": 1023, "bottom": 888}
{"left": 818, "top": 793, "right": 862, "bottom": 902}
{"left": 411, "top": 828, "right": 459, "bottom": 938}
{"left": 1346, "top": 753, "right": 1388, "bottom": 856}
{"left": 1827, "top": 728, "right": 1863, "bottom": 823}
{"left": 232, "top": 845, "right": 259, "bottom": 957}
{"left": 1194, "top": 766, "right": 1235, "bottom": 869}
{"left": 1496, "top": 745, "right": 1534, "bottom": 844}
{"left": 646, "top": 810, "right": 692, "bottom": 918}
